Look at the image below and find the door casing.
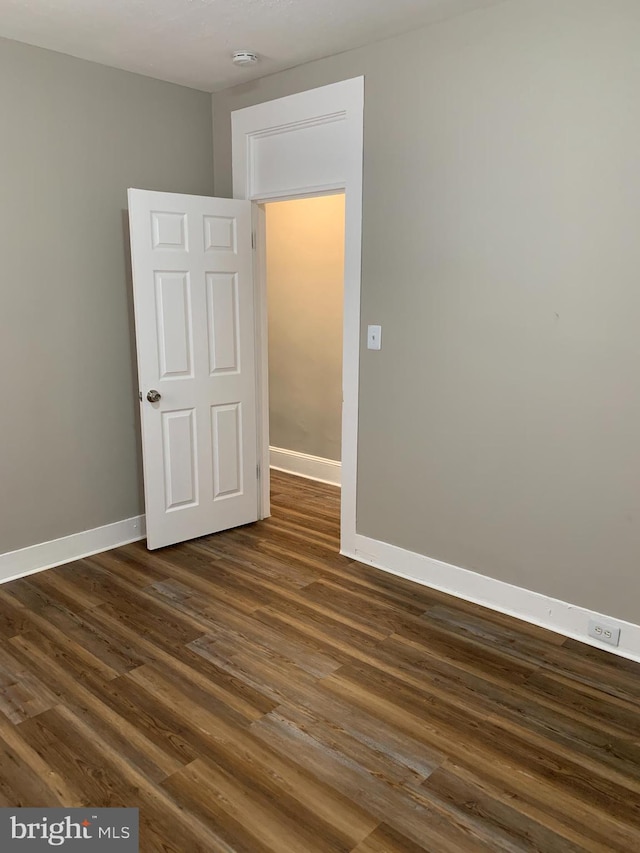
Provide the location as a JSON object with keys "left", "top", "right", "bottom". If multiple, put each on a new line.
{"left": 231, "top": 77, "right": 365, "bottom": 557}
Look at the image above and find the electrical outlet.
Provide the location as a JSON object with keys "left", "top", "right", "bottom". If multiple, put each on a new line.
{"left": 588, "top": 619, "right": 621, "bottom": 647}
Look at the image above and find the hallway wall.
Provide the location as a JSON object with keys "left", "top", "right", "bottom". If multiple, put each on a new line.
{"left": 266, "top": 195, "right": 344, "bottom": 463}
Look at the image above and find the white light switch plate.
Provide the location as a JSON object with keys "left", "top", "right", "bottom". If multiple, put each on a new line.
{"left": 367, "top": 324, "right": 382, "bottom": 350}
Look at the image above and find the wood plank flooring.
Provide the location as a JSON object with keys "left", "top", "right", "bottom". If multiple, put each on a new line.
{"left": 0, "top": 470, "right": 639, "bottom": 850}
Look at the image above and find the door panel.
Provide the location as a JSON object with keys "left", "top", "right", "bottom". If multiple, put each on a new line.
{"left": 211, "top": 403, "right": 243, "bottom": 499}
{"left": 207, "top": 272, "right": 239, "bottom": 373}
{"left": 155, "top": 271, "right": 194, "bottom": 378}
{"left": 128, "top": 189, "right": 258, "bottom": 549}
{"left": 162, "top": 408, "right": 198, "bottom": 510}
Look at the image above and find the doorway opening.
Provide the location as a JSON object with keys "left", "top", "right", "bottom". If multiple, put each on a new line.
{"left": 263, "top": 194, "right": 345, "bottom": 509}
{"left": 232, "top": 76, "right": 363, "bottom": 556}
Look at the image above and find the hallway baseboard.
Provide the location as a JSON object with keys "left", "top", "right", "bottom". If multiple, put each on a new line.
{"left": 269, "top": 446, "right": 341, "bottom": 486}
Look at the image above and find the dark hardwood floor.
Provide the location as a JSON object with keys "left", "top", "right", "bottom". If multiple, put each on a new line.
{"left": 0, "top": 470, "right": 639, "bottom": 850}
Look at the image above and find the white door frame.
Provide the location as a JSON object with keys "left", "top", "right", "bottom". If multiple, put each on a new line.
{"left": 232, "top": 77, "right": 364, "bottom": 556}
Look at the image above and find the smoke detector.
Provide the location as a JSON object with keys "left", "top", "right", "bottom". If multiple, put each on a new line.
{"left": 232, "top": 50, "right": 258, "bottom": 67}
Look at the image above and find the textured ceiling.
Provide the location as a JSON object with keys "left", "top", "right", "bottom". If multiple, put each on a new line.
{"left": 0, "top": 0, "right": 505, "bottom": 92}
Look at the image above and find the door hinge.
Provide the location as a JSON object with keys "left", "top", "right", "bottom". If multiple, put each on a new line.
{"left": 256, "top": 463, "right": 261, "bottom": 479}
{"left": 251, "top": 231, "right": 255, "bottom": 250}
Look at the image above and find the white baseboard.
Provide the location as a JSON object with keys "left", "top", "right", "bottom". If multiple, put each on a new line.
{"left": 344, "top": 533, "right": 640, "bottom": 664}
{"left": 5, "top": 506, "right": 636, "bottom": 665}
{"left": 270, "top": 446, "right": 341, "bottom": 487}
{"left": 0, "top": 515, "right": 146, "bottom": 585}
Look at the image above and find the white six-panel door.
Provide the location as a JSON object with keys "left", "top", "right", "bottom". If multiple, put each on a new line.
{"left": 128, "top": 189, "right": 258, "bottom": 549}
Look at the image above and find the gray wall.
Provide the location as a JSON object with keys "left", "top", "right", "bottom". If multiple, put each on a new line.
{"left": 266, "top": 196, "right": 344, "bottom": 462}
{"left": 213, "top": 0, "right": 640, "bottom": 624}
{"left": 0, "top": 37, "right": 213, "bottom": 554}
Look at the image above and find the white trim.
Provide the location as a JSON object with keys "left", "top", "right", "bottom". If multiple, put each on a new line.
{"left": 0, "top": 515, "right": 146, "bottom": 585}
{"left": 346, "top": 533, "right": 640, "bottom": 664}
{"left": 253, "top": 183, "right": 346, "bottom": 203}
{"left": 232, "top": 77, "right": 364, "bottom": 556}
{"left": 270, "top": 447, "right": 341, "bottom": 487}
{"left": 252, "top": 201, "right": 270, "bottom": 519}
